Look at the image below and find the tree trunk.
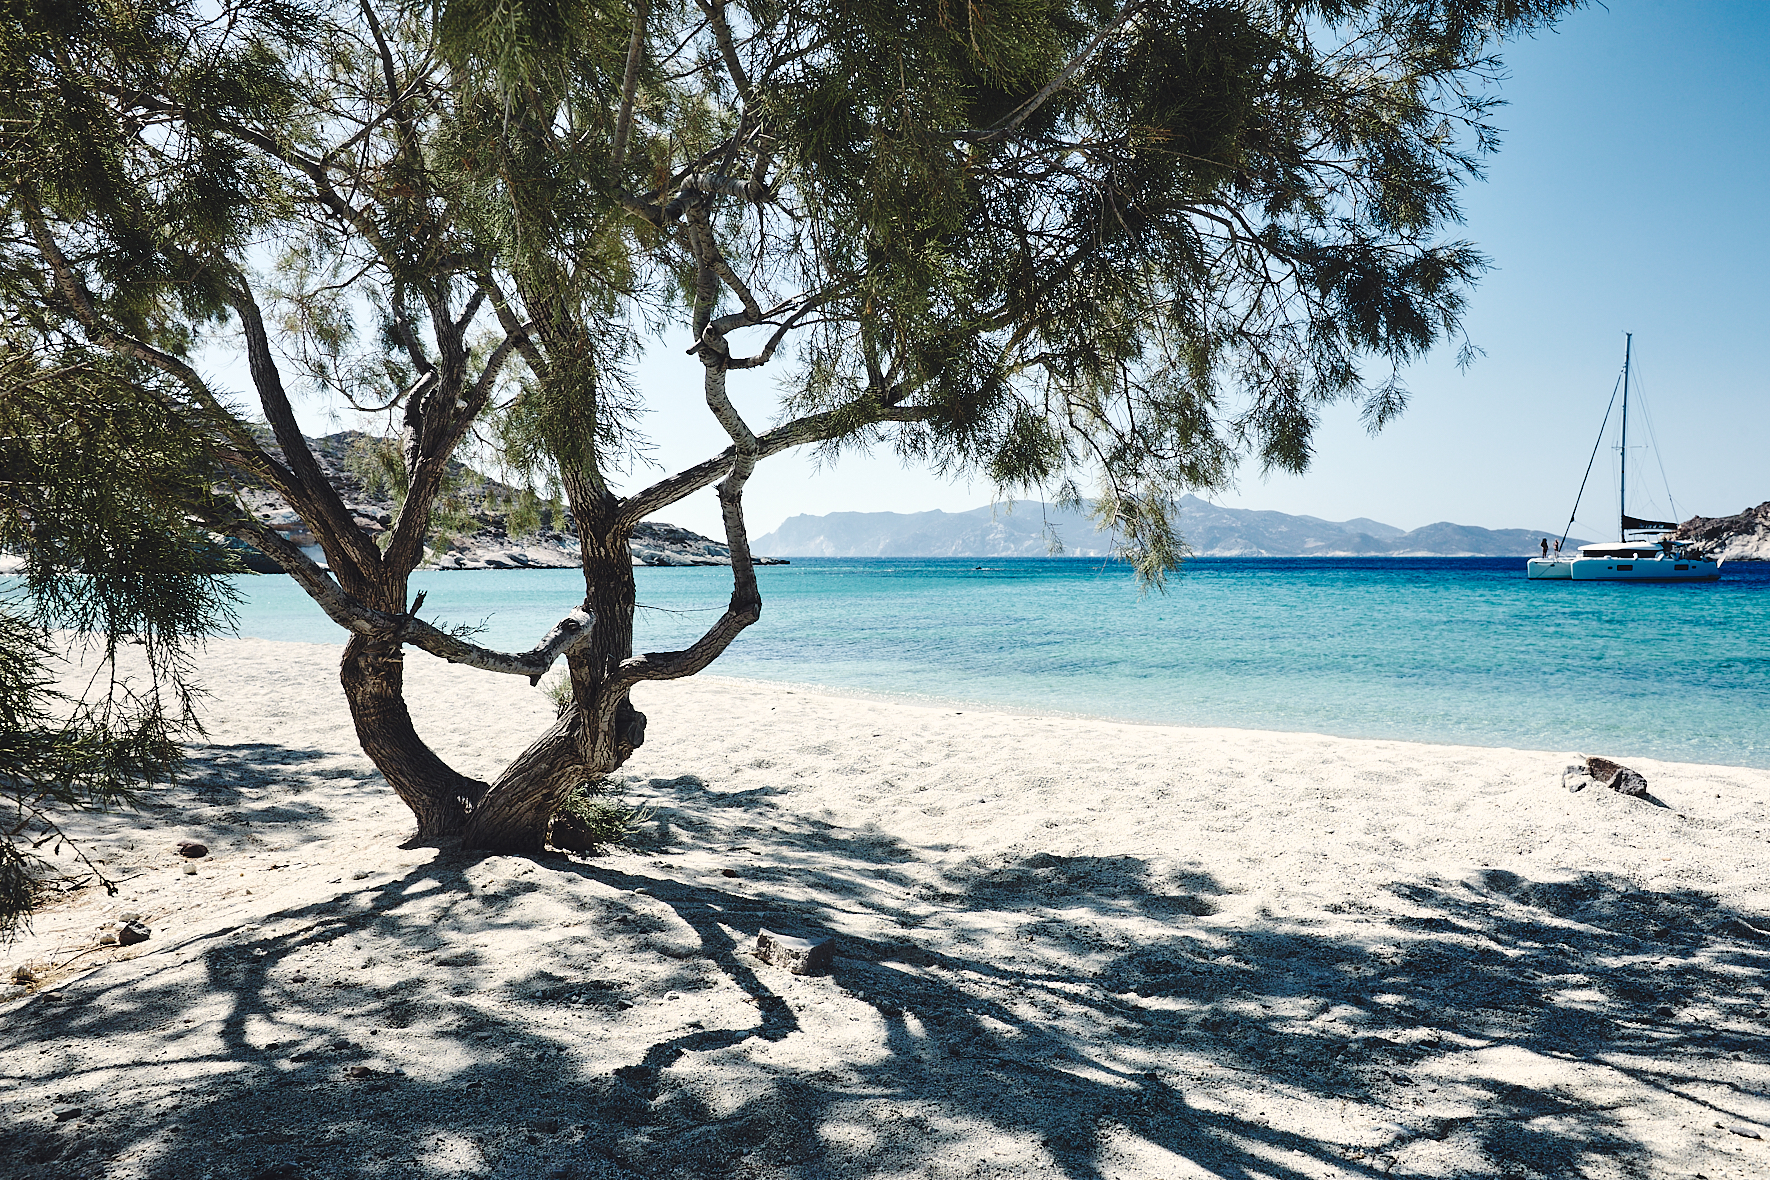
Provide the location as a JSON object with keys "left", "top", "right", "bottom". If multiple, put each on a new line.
{"left": 459, "top": 502, "right": 643, "bottom": 852}
{"left": 337, "top": 577, "right": 490, "bottom": 843}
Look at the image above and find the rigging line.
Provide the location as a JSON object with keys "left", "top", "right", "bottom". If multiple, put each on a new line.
{"left": 1629, "top": 361, "right": 1681, "bottom": 522}
{"left": 1561, "top": 370, "right": 1624, "bottom": 551}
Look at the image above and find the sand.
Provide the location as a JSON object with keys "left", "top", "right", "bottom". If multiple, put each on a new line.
{"left": 3, "top": 636, "right": 1768, "bottom": 1180}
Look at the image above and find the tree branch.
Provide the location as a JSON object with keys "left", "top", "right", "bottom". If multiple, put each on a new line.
{"left": 19, "top": 192, "right": 297, "bottom": 493}
{"left": 980, "top": 1, "right": 1142, "bottom": 143}
{"left": 359, "top": 0, "right": 424, "bottom": 170}
{"left": 218, "top": 515, "right": 595, "bottom": 681}
{"left": 701, "top": 0, "right": 752, "bottom": 102}
{"left": 223, "top": 275, "right": 384, "bottom": 579}
{"left": 441, "top": 327, "right": 526, "bottom": 455}
{"left": 610, "top": 0, "right": 651, "bottom": 174}
{"left": 610, "top": 605, "right": 755, "bottom": 688}
{"left": 477, "top": 273, "right": 549, "bottom": 377}
{"left": 618, "top": 398, "right": 931, "bottom": 525}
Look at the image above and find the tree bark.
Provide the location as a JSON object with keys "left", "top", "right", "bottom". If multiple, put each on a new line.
{"left": 459, "top": 498, "right": 644, "bottom": 852}
{"left": 335, "top": 571, "right": 490, "bottom": 843}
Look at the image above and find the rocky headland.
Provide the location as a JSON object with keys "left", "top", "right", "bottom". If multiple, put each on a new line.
{"left": 1676, "top": 501, "right": 1770, "bottom": 562}
{"left": 230, "top": 431, "right": 785, "bottom": 572}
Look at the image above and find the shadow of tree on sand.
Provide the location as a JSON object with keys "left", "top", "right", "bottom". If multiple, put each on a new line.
{"left": 4, "top": 768, "right": 1767, "bottom": 1180}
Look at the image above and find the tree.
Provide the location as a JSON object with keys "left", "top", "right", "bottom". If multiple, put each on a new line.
{"left": 0, "top": 350, "right": 240, "bottom": 936}
{"left": 2, "top": 0, "right": 1579, "bottom": 853}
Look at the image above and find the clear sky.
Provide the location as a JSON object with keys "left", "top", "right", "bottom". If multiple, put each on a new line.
{"left": 283, "top": 0, "right": 1770, "bottom": 542}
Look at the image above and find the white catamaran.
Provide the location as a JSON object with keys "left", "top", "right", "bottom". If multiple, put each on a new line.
{"left": 1527, "top": 335, "right": 1722, "bottom": 582}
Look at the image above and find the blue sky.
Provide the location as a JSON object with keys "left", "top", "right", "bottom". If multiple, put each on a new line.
{"left": 285, "top": 1, "right": 1770, "bottom": 541}
{"left": 641, "top": 0, "right": 1770, "bottom": 541}
{"left": 1221, "top": 0, "right": 1770, "bottom": 540}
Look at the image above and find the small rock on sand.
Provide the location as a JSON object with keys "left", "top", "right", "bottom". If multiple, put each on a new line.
{"left": 117, "top": 920, "right": 151, "bottom": 946}
{"left": 177, "top": 841, "right": 208, "bottom": 858}
{"left": 754, "top": 929, "right": 835, "bottom": 975}
{"left": 1566, "top": 756, "right": 1649, "bottom": 797}
{"left": 1586, "top": 755, "right": 1649, "bottom": 797}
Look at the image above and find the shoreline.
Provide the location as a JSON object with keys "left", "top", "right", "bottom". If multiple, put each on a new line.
{"left": 652, "top": 671, "right": 1770, "bottom": 773}
{"left": 5, "top": 637, "right": 1766, "bottom": 1179}
{"left": 203, "top": 630, "right": 1770, "bottom": 773}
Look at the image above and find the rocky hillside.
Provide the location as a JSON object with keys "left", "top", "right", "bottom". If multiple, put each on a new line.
{"left": 234, "top": 431, "right": 785, "bottom": 571}
{"left": 1676, "top": 502, "right": 1770, "bottom": 561}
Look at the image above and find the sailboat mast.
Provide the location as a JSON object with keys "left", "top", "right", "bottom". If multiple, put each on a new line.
{"left": 1619, "top": 333, "right": 1632, "bottom": 540}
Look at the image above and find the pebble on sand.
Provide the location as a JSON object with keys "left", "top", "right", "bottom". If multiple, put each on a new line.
{"left": 754, "top": 929, "right": 835, "bottom": 975}
{"left": 1563, "top": 755, "right": 1649, "bottom": 798}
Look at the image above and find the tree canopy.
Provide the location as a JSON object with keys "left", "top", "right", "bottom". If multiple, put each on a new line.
{"left": 2, "top": 0, "right": 1579, "bottom": 853}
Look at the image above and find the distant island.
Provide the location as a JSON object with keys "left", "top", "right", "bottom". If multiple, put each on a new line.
{"left": 753, "top": 496, "right": 1588, "bottom": 558}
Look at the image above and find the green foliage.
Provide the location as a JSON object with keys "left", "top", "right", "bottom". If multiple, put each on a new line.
{"left": 0, "top": 347, "right": 239, "bottom": 938}
{"left": 0, "top": 352, "right": 239, "bottom": 658}
{"left": 342, "top": 435, "right": 484, "bottom": 550}
{"left": 505, "top": 488, "right": 544, "bottom": 538}
{"left": 5, "top": 0, "right": 1574, "bottom": 596}
{"left": 1, "top": 0, "right": 310, "bottom": 342}
{"left": 0, "top": 609, "right": 177, "bottom": 938}
{"left": 552, "top": 777, "right": 648, "bottom": 849}
{"left": 543, "top": 672, "right": 574, "bottom": 716}
{"left": 343, "top": 436, "right": 409, "bottom": 501}
{"left": 539, "top": 0, "right": 1571, "bottom": 583}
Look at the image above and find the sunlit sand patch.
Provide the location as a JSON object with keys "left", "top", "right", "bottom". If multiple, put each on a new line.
{"left": 2, "top": 639, "right": 1767, "bottom": 1178}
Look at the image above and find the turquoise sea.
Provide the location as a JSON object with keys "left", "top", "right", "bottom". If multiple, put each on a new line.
{"left": 228, "top": 557, "right": 1770, "bottom": 769}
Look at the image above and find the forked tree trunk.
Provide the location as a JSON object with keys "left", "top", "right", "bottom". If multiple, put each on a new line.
{"left": 458, "top": 506, "right": 645, "bottom": 852}
{"left": 336, "top": 575, "right": 490, "bottom": 843}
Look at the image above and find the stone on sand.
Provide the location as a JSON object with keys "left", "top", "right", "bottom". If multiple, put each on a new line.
{"left": 754, "top": 929, "right": 835, "bottom": 975}
{"left": 1585, "top": 755, "right": 1649, "bottom": 797}
{"left": 1565, "top": 756, "right": 1648, "bottom": 797}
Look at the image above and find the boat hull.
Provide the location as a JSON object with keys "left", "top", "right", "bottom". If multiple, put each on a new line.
{"left": 1566, "top": 556, "right": 1721, "bottom": 582}
{"left": 1527, "top": 558, "right": 1572, "bottom": 579}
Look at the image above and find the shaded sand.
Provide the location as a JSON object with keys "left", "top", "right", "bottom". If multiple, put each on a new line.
{"left": 4, "top": 637, "right": 1769, "bottom": 1180}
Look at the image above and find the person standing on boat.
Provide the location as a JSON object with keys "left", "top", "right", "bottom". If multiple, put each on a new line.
{"left": 1553, "top": 538, "right": 1562, "bottom": 557}
{"left": 1541, "top": 538, "right": 1549, "bottom": 557}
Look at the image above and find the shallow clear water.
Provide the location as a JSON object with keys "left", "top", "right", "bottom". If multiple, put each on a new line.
{"left": 223, "top": 556, "right": 1770, "bottom": 768}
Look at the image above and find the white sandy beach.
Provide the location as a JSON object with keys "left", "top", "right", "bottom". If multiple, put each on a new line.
{"left": 4, "top": 636, "right": 1768, "bottom": 1180}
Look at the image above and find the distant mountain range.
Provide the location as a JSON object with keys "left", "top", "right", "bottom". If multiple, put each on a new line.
{"left": 752, "top": 495, "right": 1587, "bottom": 558}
